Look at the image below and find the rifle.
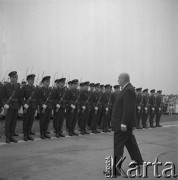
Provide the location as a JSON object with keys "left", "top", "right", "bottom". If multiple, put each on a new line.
{"left": 23, "top": 89, "right": 35, "bottom": 114}
{"left": 42, "top": 88, "right": 53, "bottom": 113}
{"left": 71, "top": 90, "right": 82, "bottom": 113}
{"left": 82, "top": 91, "right": 92, "bottom": 114}
{"left": 95, "top": 93, "right": 103, "bottom": 114}
{"left": 4, "top": 90, "right": 16, "bottom": 115}
{"left": 56, "top": 90, "right": 66, "bottom": 113}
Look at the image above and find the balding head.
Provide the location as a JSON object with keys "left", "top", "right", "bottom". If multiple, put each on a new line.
{"left": 118, "top": 73, "right": 130, "bottom": 88}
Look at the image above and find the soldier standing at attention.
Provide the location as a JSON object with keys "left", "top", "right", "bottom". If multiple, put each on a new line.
{"left": 148, "top": 89, "right": 156, "bottom": 128}
{"left": 155, "top": 90, "right": 163, "bottom": 127}
{"left": 141, "top": 89, "right": 149, "bottom": 129}
{"left": 39, "top": 76, "right": 54, "bottom": 139}
{"left": 2, "top": 71, "right": 21, "bottom": 143}
{"left": 53, "top": 78, "right": 67, "bottom": 138}
{"left": 66, "top": 79, "right": 80, "bottom": 136}
{"left": 20, "top": 74, "right": 39, "bottom": 141}
{"left": 136, "top": 88, "right": 143, "bottom": 129}
{"left": 88, "top": 83, "right": 95, "bottom": 130}
{"left": 101, "top": 84, "right": 112, "bottom": 132}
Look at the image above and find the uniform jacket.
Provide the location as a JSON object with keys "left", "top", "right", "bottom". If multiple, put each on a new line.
{"left": 1, "top": 82, "right": 21, "bottom": 109}
{"left": 38, "top": 86, "right": 54, "bottom": 109}
{"left": 20, "top": 84, "right": 39, "bottom": 109}
{"left": 111, "top": 83, "right": 136, "bottom": 131}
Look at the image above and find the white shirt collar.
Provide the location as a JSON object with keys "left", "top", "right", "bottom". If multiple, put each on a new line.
{"left": 121, "top": 82, "right": 130, "bottom": 90}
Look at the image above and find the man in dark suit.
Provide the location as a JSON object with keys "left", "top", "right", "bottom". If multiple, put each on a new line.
{"left": 110, "top": 73, "right": 143, "bottom": 177}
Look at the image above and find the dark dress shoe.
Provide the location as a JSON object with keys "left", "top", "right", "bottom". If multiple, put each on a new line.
{"left": 80, "top": 131, "right": 85, "bottom": 135}
{"left": 45, "top": 134, "right": 51, "bottom": 139}
{"left": 106, "top": 129, "right": 111, "bottom": 132}
{"left": 40, "top": 135, "right": 46, "bottom": 139}
{"left": 46, "top": 131, "right": 50, "bottom": 134}
{"left": 136, "top": 126, "right": 142, "bottom": 129}
{"left": 10, "top": 137, "right": 18, "bottom": 143}
{"left": 6, "top": 138, "right": 10, "bottom": 144}
{"left": 72, "top": 131, "right": 79, "bottom": 136}
{"left": 28, "top": 136, "right": 34, "bottom": 141}
{"left": 68, "top": 132, "right": 73, "bottom": 136}
{"left": 92, "top": 131, "right": 97, "bottom": 134}
{"left": 102, "top": 130, "right": 107, "bottom": 133}
{"left": 96, "top": 129, "right": 101, "bottom": 133}
{"left": 14, "top": 133, "right": 19, "bottom": 136}
{"left": 150, "top": 125, "right": 156, "bottom": 128}
{"left": 84, "top": 130, "right": 90, "bottom": 135}
{"left": 156, "top": 124, "right": 162, "bottom": 127}
{"left": 23, "top": 136, "right": 28, "bottom": 141}
{"left": 59, "top": 133, "right": 65, "bottom": 137}
{"left": 30, "top": 132, "right": 35, "bottom": 135}
{"left": 55, "top": 134, "right": 60, "bottom": 138}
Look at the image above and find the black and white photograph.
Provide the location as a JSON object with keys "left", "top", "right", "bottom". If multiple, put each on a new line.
{"left": 0, "top": 0, "right": 178, "bottom": 179}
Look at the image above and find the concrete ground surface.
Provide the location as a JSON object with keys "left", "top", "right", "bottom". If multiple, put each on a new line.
{"left": 0, "top": 115, "right": 178, "bottom": 180}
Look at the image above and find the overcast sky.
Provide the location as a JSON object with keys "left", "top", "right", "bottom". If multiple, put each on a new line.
{"left": 0, "top": 0, "right": 178, "bottom": 94}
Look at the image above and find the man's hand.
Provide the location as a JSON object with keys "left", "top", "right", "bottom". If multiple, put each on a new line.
{"left": 24, "top": 104, "right": 29, "bottom": 109}
{"left": 4, "top": 104, "right": 9, "bottom": 109}
{"left": 42, "top": 104, "right": 47, "bottom": 109}
{"left": 94, "top": 107, "right": 98, "bottom": 111}
{"left": 71, "top": 104, "right": 76, "bottom": 109}
{"left": 121, "top": 124, "right": 127, "bottom": 132}
{"left": 56, "top": 104, "right": 60, "bottom": 108}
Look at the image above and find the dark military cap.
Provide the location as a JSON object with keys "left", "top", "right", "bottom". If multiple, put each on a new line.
{"left": 22, "top": 81, "right": 27, "bottom": 85}
{"left": 85, "top": 81, "right": 90, "bottom": 85}
{"left": 27, "top": 74, "right": 35, "bottom": 81}
{"left": 136, "top": 87, "right": 142, "bottom": 91}
{"left": 114, "top": 85, "right": 120, "bottom": 89}
{"left": 89, "top": 83, "right": 95, "bottom": 87}
{"left": 71, "top": 79, "right": 79, "bottom": 84}
{"left": 105, "top": 84, "right": 110, "bottom": 88}
{"left": 95, "top": 83, "right": 100, "bottom": 87}
{"left": 42, "top": 76, "right": 50, "bottom": 83}
{"left": 157, "top": 90, "right": 162, "bottom": 93}
{"left": 150, "top": 89, "right": 155, "bottom": 93}
{"left": 143, "top": 89, "right": 148, "bottom": 93}
{"left": 100, "top": 84, "right": 104, "bottom": 88}
{"left": 55, "top": 78, "right": 66, "bottom": 83}
{"left": 8, "top": 71, "right": 17, "bottom": 77}
{"left": 80, "top": 82, "right": 85, "bottom": 87}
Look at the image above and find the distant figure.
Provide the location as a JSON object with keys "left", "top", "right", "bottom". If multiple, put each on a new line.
{"left": 110, "top": 73, "right": 143, "bottom": 177}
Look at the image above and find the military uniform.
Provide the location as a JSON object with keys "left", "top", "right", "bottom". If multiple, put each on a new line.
{"left": 53, "top": 78, "right": 67, "bottom": 137}
{"left": 155, "top": 90, "right": 163, "bottom": 127}
{"left": 90, "top": 83, "right": 101, "bottom": 133}
{"left": 20, "top": 74, "right": 39, "bottom": 141}
{"left": 1, "top": 71, "right": 21, "bottom": 143}
{"left": 100, "top": 85, "right": 111, "bottom": 132}
{"left": 136, "top": 88, "right": 143, "bottom": 129}
{"left": 141, "top": 89, "right": 149, "bottom": 128}
{"left": 65, "top": 79, "right": 80, "bottom": 136}
{"left": 38, "top": 76, "right": 54, "bottom": 139}
{"left": 148, "top": 89, "right": 156, "bottom": 128}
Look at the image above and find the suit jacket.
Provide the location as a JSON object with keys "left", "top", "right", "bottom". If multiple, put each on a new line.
{"left": 111, "top": 83, "right": 136, "bottom": 131}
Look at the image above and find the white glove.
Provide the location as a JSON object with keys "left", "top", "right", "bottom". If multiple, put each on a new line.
{"left": 56, "top": 104, "right": 60, "bottom": 108}
{"left": 71, "top": 104, "right": 76, "bottom": 109}
{"left": 42, "top": 104, "right": 47, "bottom": 109}
{"left": 138, "top": 106, "right": 141, "bottom": 110}
{"left": 145, "top": 107, "right": 148, "bottom": 111}
{"left": 95, "top": 107, "right": 98, "bottom": 111}
{"left": 106, "top": 107, "right": 109, "bottom": 111}
{"left": 82, "top": 106, "right": 86, "bottom": 110}
{"left": 24, "top": 104, "right": 29, "bottom": 109}
{"left": 4, "top": 104, "right": 9, "bottom": 109}
{"left": 152, "top": 108, "right": 155, "bottom": 111}
{"left": 159, "top": 108, "right": 161, "bottom": 111}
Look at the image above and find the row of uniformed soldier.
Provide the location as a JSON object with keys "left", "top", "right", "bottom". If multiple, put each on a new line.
{"left": 135, "top": 88, "right": 163, "bottom": 129}
{"left": 0, "top": 71, "right": 121, "bottom": 143}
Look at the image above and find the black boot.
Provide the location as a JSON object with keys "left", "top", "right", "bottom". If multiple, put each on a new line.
{"left": 23, "top": 135, "right": 28, "bottom": 141}
{"left": 6, "top": 137, "right": 10, "bottom": 144}
{"left": 10, "top": 137, "right": 18, "bottom": 143}
{"left": 28, "top": 135, "right": 34, "bottom": 141}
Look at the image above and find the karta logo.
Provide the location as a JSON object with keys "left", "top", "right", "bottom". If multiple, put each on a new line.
{"left": 105, "top": 156, "right": 178, "bottom": 178}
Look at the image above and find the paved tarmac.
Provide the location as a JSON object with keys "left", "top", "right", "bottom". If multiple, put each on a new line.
{"left": 0, "top": 118, "right": 178, "bottom": 180}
